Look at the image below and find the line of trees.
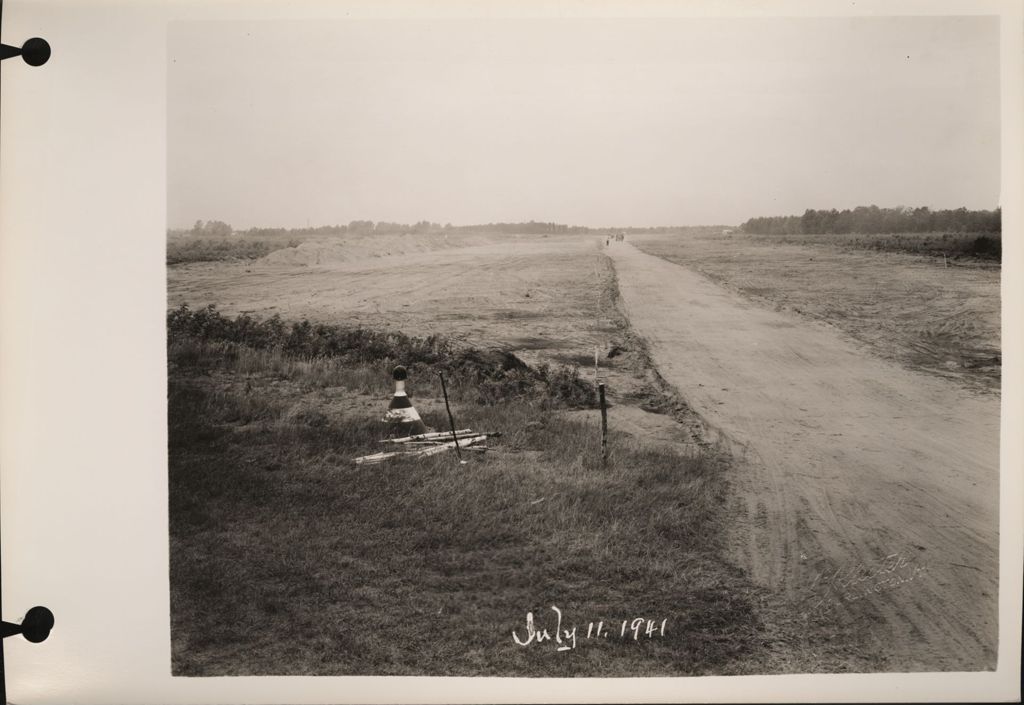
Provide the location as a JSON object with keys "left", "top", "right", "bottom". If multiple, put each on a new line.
{"left": 741, "top": 206, "right": 1001, "bottom": 236}
{"left": 181, "top": 220, "right": 451, "bottom": 238}
{"left": 175, "top": 219, "right": 630, "bottom": 237}
{"left": 189, "top": 219, "right": 234, "bottom": 237}
{"left": 445, "top": 221, "right": 593, "bottom": 234}
{"left": 175, "top": 219, "right": 696, "bottom": 238}
{"left": 179, "top": 219, "right": 579, "bottom": 238}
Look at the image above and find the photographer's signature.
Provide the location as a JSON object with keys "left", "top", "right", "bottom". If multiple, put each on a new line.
{"left": 807, "top": 552, "right": 927, "bottom": 615}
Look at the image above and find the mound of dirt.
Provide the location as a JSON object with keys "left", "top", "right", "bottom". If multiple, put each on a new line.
{"left": 260, "top": 234, "right": 491, "bottom": 267}
{"left": 452, "top": 348, "right": 530, "bottom": 375}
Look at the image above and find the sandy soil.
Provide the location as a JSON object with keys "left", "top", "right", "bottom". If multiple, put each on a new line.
{"left": 633, "top": 232, "right": 1001, "bottom": 393}
{"left": 609, "top": 241, "right": 999, "bottom": 671}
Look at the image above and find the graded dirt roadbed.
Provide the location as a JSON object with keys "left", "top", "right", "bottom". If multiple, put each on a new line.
{"left": 608, "top": 242, "right": 999, "bottom": 671}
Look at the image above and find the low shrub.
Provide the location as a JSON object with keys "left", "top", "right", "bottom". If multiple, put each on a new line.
{"left": 167, "top": 305, "right": 597, "bottom": 409}
{"left": 167, "top": 238, "right": 301, "bottom": 265}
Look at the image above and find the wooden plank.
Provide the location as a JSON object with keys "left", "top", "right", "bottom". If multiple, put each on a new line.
{"left": 356, "top": 435, "right": 488, "bottom": 465}
{"left": 354, "top": 450, "right": 403, "bottom": 465}
{"left": 380, "top": 426, "right": 475, "bottom": 442}
{"left": 407, "top": 435, "right": 488, "bottom": 459}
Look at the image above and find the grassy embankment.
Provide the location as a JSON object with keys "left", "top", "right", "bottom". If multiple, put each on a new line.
{"left": 168, "top": 304, "right": 770, "bottom": 676}
{"left": 167, "top": 237, "right": 302, "bottom": 265}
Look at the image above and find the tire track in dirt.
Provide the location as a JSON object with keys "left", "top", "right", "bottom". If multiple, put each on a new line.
{"left": 608, "top": 242, "right": 999, "bottom": 671}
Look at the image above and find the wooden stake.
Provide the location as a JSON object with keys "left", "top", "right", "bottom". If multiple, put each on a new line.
{"left": 599, "top": 383, "right": 608, "bottom": 466}
{"left": 438, "top": 372, "right": 464, "bottom": 462}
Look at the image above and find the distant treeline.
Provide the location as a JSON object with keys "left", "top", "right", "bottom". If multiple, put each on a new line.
{"left": 170, "top": 219, "right": 729, "bottom": 238}
{"left": 741, "top": 206, "right": 1001, "bottom": 236}
{"left": 172, "top": 219, "right": 591, "bottom": 238}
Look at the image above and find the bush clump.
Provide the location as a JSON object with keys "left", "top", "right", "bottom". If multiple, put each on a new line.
{"left": 167, "top": 304, "right": 597, "bottom": 409}
{"left": 167, "top": 238, "right": 299, "bottom": 265}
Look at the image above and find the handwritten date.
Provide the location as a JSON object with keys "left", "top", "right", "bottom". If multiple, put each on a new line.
{"left": 512, "top": 605, "right": 667, "bottom": 652}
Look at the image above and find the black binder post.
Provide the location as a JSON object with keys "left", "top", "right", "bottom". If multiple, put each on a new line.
{"left": 0, "top": 35, "right": 49, "bottom": 65}
{"left": 0, "top": 3, "right": 52, "bottom": 701}
{"left": 0, "top": 608, "right": 54, "bottom": 704}
{"left": 1, "top": 608, "right": 54, "bottom": 644}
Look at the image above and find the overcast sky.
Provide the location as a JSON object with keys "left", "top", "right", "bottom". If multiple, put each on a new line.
{"left": 168, "top": 16, "right": 1000, "bottom": 229}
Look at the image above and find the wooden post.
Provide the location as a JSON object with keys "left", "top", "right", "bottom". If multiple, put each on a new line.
{"left": 598, "top": 383, "right": 608, "bottom": 466}
{"left": 438, "top": 372, "right": 463, "bottom": 463}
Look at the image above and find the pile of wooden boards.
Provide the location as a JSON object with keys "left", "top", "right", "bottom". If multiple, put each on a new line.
{"left": 354, "top": 428, "right": 500, "bottom": 466}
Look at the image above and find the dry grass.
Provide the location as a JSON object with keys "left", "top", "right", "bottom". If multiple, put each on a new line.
{"left": 743, "top": 231, "right": 1000, "bottom": 262}
{"left": 168, "top": 315, "right": 781, "bottom": 676}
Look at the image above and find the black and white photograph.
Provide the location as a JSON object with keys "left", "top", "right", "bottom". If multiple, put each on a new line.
{"left": 1, "top": 0, "right": 1021, "bottom": 702}
{"left": 165, "top": 13, "right": 1002, "bottom": 677}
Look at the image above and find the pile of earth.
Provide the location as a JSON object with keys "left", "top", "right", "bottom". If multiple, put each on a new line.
{"left": 261, "top": 233, "right": 491, "bottom": 266}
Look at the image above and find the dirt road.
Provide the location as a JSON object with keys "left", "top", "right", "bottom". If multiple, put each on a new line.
{"left": 633, "top": 231, "right": 1001, "bottom": 393}
{"left": 608, "top": 241, "right": 999, "bottom": 671}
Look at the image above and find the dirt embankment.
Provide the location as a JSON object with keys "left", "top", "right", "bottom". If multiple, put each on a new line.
{"left": 259, "top": 232, "right": 495, "bottom": 266}
{"left": 167, "top": 233, "right": 673, "bottom": 415}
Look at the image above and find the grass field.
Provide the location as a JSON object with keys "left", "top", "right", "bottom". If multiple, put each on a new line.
{"left": 742, "top": 230, "right": 1000, "bottom": 262}
{"left": 167, "top": 307, "right": 783, "bottom": 676}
